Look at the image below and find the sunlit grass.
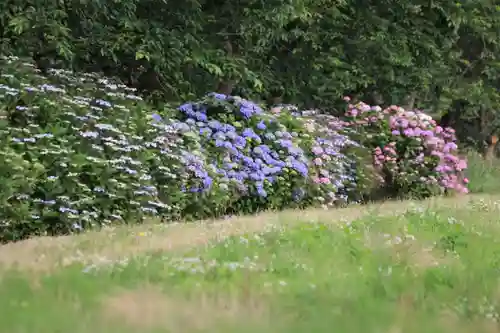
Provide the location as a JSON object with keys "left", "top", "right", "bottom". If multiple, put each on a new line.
{"left": 1, "top": 195, "right": 500, "bottom": 332}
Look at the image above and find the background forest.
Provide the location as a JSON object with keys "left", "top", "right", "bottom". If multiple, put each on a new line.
{"left": 2, "top": 0, "right": 500, "bottom": 148}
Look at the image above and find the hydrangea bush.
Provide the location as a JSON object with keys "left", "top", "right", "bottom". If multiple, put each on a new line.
{"left": 281, "top": 106, "right": 362, "bottom": 203}
{"left": 344, "top": 98, "right": 468, "bottom": 198}
{"left": 172, "top": 95, "right": 360, "bottom": 216}
{"left": 0, "top": 56, "right": 202, "bottom": 241}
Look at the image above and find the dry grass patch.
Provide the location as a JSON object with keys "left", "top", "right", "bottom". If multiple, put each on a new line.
{"left": 438, "top": 309, "right": 500, "bottom": 333}
{"left": 100, "top": 285, "right": 271, "bottom": 332}
{"left": 387, "top": 298, "right": 499, "bottom": 333}
{"left": 390, "top": 240, "right": 454, "bottom": 269}
{"left": 366, "top": 233, "right": 454, "bottom": 270}
{"left": 362, "top": 222, "right": 454, "bottom": 270}
{"left": 0, "top": 194, "right": 489, "bottom": 273}
{"left": 386, "top": 293, "right": 420, "bottom": 333}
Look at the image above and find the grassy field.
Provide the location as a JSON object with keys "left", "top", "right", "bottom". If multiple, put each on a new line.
{"left": 1, "top": 194, "right": 500, "bottom": 332}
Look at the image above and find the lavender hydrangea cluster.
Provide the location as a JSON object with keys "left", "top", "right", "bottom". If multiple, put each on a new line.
{"left": 344, "top": 98, "right": 468, "bottom": 197}
{"left": 281, "top": 106, "right": 360, "bottom": 204}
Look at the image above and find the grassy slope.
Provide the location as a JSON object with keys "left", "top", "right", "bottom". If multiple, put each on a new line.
{"left": 1, "top": 194, "right": 500, "bottom": 333}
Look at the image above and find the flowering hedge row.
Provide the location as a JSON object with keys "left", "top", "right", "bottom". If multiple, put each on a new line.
{"left": 0, "top": 56, "right": 468, "bottom": 242}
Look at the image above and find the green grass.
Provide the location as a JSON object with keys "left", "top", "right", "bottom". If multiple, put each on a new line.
{"left": 1, "top": 195, "right": 500, "bottom": 332}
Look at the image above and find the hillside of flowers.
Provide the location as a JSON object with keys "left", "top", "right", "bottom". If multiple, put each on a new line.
{"left": 0, "top": 56, "right": 468, "bottom": 242}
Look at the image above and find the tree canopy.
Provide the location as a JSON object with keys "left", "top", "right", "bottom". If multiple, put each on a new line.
{"left": 2, "top": 0, "right": 500, "bottom": 146}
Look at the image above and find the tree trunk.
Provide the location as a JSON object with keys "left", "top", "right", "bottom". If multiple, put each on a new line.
{"left": 269, "top": 96, "right": 282, "bottom": 106}
{"left": 403, "top": 92, "right": 417, "bottom": 110}
{"left": 216, "top": 80, "right": 235, "bottom": 95}
{"left": 216, "top": 37, "right": 235, "bottom": 95}
{"left": 484, "top": 135, "right": 498, "bottom": 160}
